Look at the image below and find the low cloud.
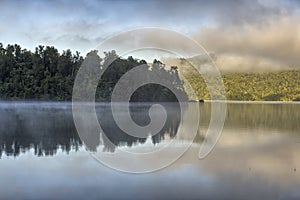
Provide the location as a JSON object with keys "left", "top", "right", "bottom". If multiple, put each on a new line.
{"left": 194, "top": 15, "right": 300, "bottom": 71}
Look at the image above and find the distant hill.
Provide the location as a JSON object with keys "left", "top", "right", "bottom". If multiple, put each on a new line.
{"left": 162, "top": 56, "right": 300, "bottom": 101}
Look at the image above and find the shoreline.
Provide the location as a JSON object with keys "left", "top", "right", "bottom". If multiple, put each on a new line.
{"left": 204, "top": 100, "right": 300, "bottom": 104}
{"left": 0, "top": 100, "right": 299, "bottom": 104}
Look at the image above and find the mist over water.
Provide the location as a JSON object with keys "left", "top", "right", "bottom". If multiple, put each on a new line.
{"left": 0, "top": 102, "right": 299, "bottom": 199}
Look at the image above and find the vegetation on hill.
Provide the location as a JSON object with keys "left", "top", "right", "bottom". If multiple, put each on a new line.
{"left": 0, "top": 43, "right": 299, "bottom": 102}
{"left": 0, "top": 43, "right": 186, "bottom": 101}
{"left": 183, "top": 67, "right": 300, "bottom": 101}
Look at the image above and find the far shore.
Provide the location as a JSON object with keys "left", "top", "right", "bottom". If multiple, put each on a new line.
{"left": 0, "top": 100, "right": 299, "bottom": 104}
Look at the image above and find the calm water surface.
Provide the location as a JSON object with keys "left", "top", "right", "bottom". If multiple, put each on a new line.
{"left": 0, "top": 102, "right": 299, "bottom": 200}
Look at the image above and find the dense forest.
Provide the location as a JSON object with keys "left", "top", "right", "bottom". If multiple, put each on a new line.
{"left": 183, "top": 67, "right": 300, "bottom": 101}
{"left": 0, "top": 43, "right": 186, "bottom": 101}
{"left": 93, "top": 50, "right": 187, "bottom": 102}
{"left": 0, "top": 43, "right": 299, "bottom": 101}
{"left": 0, "top": 43, "right": 83, "bottom": 100}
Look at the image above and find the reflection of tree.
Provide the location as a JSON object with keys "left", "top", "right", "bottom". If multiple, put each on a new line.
{"left": 97, "top": 102, "right": 181, "bottom": 152}
{"left": 0, "top": 106, "right": 81, "bottom": 158}
{"left": 150, "top": 103, "right": 181, "bottom": 145}
{"left": 198, "top": 103, "right": 300, "bottom": 133}
{"left": 3, "top": 102, "right": 296, "bottom": 157}
{"left": 0, "top": 103, "right": 182, "bottom": 157}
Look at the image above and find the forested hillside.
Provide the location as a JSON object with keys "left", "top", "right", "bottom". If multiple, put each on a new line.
{"left": 0, "top": 43, "right": 186, "bottom": 101}
{"left": 0, "top": 43, "right": 299, "bottom": 101}
{"left": 184, "top": 69, "right": 300, "bottom": 101}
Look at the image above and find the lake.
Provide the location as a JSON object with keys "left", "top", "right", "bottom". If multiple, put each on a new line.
{"left": 0, "top": 102, "right": 299, "bottom": 200}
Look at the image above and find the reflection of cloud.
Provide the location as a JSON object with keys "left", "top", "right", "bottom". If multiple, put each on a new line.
{"left": 169, "top": 129, "right": 300, "bottom": 199}
{"left": 198, "top": 130, "right": 300, "bottom": 186}
{"left": 0, "top": 128, "right": 299, "bottom": 199}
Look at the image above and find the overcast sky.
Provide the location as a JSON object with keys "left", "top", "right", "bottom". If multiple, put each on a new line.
{"left": 0, "top": 0, "right": 299, "bottom": 70}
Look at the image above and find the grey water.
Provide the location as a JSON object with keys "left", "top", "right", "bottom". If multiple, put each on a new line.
{"left": 0, "top": 102, "right": 299, "bottom": 200}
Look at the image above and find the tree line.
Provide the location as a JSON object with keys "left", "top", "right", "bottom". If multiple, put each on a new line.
{"left": 0, "top": 43, "right": 187, "bottom": 102}
{"left": 0, "top": 43, "right": 83, "bottom": 100}
{"left": 2, "top": 42, "right": 298, "bottom": 102}
{"left": 184, "top": 67, "right": 300, "bottom": 101}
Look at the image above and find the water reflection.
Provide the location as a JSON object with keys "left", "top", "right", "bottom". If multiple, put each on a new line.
{"left": 0, "top": 102, "right": 181, "bottom": 157}
{"left": 200, "top": 102, "right": 300, "bottom": 132}
{"left": 0, "top": 103, "right": 80, "bottom": 158}
{"left": 0, "top": 102, "right": 299, "bottom": 200}
{"left": 1, "top": 102, "right": 299, "bottom": 158}
{"left": 97, "top": 103, "right": 181, "bottom": 152}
